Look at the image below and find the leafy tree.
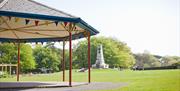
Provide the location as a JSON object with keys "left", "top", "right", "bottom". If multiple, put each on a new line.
{"left": 0, "top": 43, "right": 35, "bottom": 72}
{"left": 134, "top": 51, "right": 161, "bottom": 68}
{"left": 0, "top": 43, "right": 16, "bottom": 64}
{"left": 19, "top": 44, "right": 36, "bottom": 72}
{"left": 161, "top": 56, "right": 180, "bottom": 66}
{"left": 73, "top": 36, "right": 135, "bottom": 68}
{"left": 33, "top": 45, "right": 60, "bottom": 71}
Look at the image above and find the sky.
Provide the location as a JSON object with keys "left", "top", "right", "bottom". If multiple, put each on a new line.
{"left": 36, "top": 0, "right": 180, "bottom": 56}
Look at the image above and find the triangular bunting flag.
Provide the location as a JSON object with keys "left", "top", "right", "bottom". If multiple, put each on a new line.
{"left": 25, "top": 19, "right": 30, "bottom": 25}
{"left": 41, "top": 42, "right": 44, "bottom": 45}
{"left": 45, "top": 21, "right": 49, "bottom": 26}
{"left": 64, "top": 22, "right": 68, "bottom": 26}
{"left": 8, "top": 16, "right": 12, "bottom": 21}
{"left": 15, "top": 17, "right": 20, "bottom": 22}
{"left": 69, "top": 23, "right": 72, "bottom": 29}
{"left": 35, "top": 20, "right": 39, "bottom": 26}
{"left": 55, "top": 21, "right": 58, "bottom": 26}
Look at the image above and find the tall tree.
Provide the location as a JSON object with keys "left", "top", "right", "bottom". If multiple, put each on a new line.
{"left": 73, "top": 36, "right": 135, "bottom": 68}
{"left": 0, "top": 43, "right": 16, "bottom": 64}
{"left": 33, "top": 45, "right": 60, "bottom": 71}
{"left": 19, "top": 44, "right": 36, "bottom": 72}
{"left": 134, "top": 51, "right": 161, "bottom": 68}
{"left": 161, "top": 56, "right": 180, "bottom": 66}
{"left": 0, "top": 43, "right": 35, "bottom": 72}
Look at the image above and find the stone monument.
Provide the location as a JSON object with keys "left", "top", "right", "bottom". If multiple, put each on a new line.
{"left": 92, "top": 45, "right": 109, "bottom": 69}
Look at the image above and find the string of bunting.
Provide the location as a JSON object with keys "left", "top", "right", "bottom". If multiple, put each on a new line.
{"left": 5, "top": 16, "right": 73, "bottom": 27}
{"left": 1, "top": 16, "right": 80, "bottom": 44}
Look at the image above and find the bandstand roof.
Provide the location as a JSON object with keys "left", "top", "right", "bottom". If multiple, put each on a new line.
{"left": 0, "top": 0, "right": 99, "bottom": 42}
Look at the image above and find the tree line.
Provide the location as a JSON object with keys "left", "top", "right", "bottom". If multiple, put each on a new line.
{"left": 0, "top": 36, "right": 179, "bottom": 73}
{"left": 134, "top": 51, "right": 180, "bottom": 68}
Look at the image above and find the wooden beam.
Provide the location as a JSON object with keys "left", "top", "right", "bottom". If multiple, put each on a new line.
{"left": 62, "top": 40, "right": 65, "bottom": 82}
{"left": 88, "top": 33, "right": 91, "bottom": 83}
{"left": 17, "top": 43, "right": 20, "bottom": 81}
{"left": 69, "top": 32, "right": 72, "bottom": 86}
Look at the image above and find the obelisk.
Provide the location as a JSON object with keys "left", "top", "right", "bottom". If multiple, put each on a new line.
{"left": 92, "top": 45, "right": 109, "bottom": 68}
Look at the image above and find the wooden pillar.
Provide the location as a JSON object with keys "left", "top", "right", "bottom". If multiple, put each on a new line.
{"left": 1, "top": 65, "right": 3, "bottom": 72}
{"left": 9, "top": 65, "right": 11, "bottom": 75}
{"left": 69, "top": 32, "right": 72, "bottom": 86}
{"left": 88, "top": 33, "right": 91, "bottom": 83}
{"left": 5, "top": 65, "right": 7, "bottom": 72}
{"left": 62, "top": 40, "right": 65, "bottom": 82}
{"left": 17, "top": 43, "right": 20, "bottom": 81}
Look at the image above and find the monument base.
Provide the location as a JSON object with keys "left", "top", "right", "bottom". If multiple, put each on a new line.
{"left": 92, "top": 63, "right": 109, "bottom": 69}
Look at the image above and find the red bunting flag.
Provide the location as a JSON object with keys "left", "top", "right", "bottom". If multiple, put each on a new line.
{"left": 35, "top": 20, "right": 39, "bottom": 26}
{"left": 25, "top": 19, "right": 30, "bottom": 25}
{"left": 64, "top": 22, "right": 68, "bottom": 26}
{"left": 55, "top": 21, "right": 58, "bottom": 26}
{"left": 8, "top": 16, "right": 11, "bottom": 21}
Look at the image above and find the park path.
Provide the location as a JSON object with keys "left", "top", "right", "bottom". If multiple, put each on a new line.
{"left": 0, "top": 82, "right": 128, "bottom": 91}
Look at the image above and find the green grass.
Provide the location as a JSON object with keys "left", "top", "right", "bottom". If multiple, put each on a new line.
{"left": 0, "top": 69, "right": 180, "bottom": 91}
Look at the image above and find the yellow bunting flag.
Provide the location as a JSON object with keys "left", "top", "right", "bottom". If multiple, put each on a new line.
{"left": 15, "top": 17, "right": 20, "bottom": 22}
{"left": 45, "top": 21, "right": 49, "bottom": 26}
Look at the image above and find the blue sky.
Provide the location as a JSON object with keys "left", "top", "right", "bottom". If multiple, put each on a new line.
{"left": 36, "top": 0, "right": 180, "bottom": 56}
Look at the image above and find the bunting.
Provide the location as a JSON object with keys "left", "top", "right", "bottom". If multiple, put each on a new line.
{"left": 25, "top": 19, "right": 30, "bottom": 25}
{"left": 35, "top": 20, "right": 39, "bottom": 26}
{"left": 8, "top": 16, "right": 11, "bottom": 21}
{"left": 64, "top": 22, "right": 68, "bottom": 26}
{"left": 55, "top": 21, "right": 58, "bottom": 26}
{"left": 15, "top": 17, "right": 20, "bottom": 22}
{"left": 3, "top": 16, "right": 76, "bottom": 28}
{"left": 45, "top": 21, "right": 49, "bottom": 26}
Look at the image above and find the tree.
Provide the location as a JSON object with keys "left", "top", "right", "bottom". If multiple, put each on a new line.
{"left": 73, "top": 36, "right": 135, "bottom": 68}
{"left": 134, "top": 51, "right": 161, "bottom": 68}
{"left": 33, "top": 45, "right": 60, "bottom": 72}
{"left": 0, "top": 43, "right": 16, "bottom": 64}
{"left": 19, "top": 44, "right": 36, "bottom": 72}
{"left": 0, "top": 43, "right": 35, "bottom": 73}
{"left": 161, "top": 56, "right": 180, "bottom": 66}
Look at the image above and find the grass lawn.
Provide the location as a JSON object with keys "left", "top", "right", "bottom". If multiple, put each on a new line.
{"left": 0, "top": 69, "right": 180, "bottom": 91}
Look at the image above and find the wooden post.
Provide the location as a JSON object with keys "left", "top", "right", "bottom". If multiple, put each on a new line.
{"left": 62, "top": 40, "right": 65, "bottom": 82}
{"left": 1, "top": 65, "right": 3, "bottom": 72}
{"left": 9, "top": 65, "right": 11, "bottom": 75}
{"left": 88, "top": 33, "right": 91, "bottom": 83}
{"left": 69, "top": 32, "right": 72, "bottom": 86}
{"left": 5, "top": 65, "right": 7, "bottom": 73}
{"left": 17, "top": 43, "right": 20, "bottom": 81}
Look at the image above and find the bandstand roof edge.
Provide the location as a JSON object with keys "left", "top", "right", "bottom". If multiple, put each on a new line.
{"left": 0, "top": 0, "right": 99, "bottom": 43}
